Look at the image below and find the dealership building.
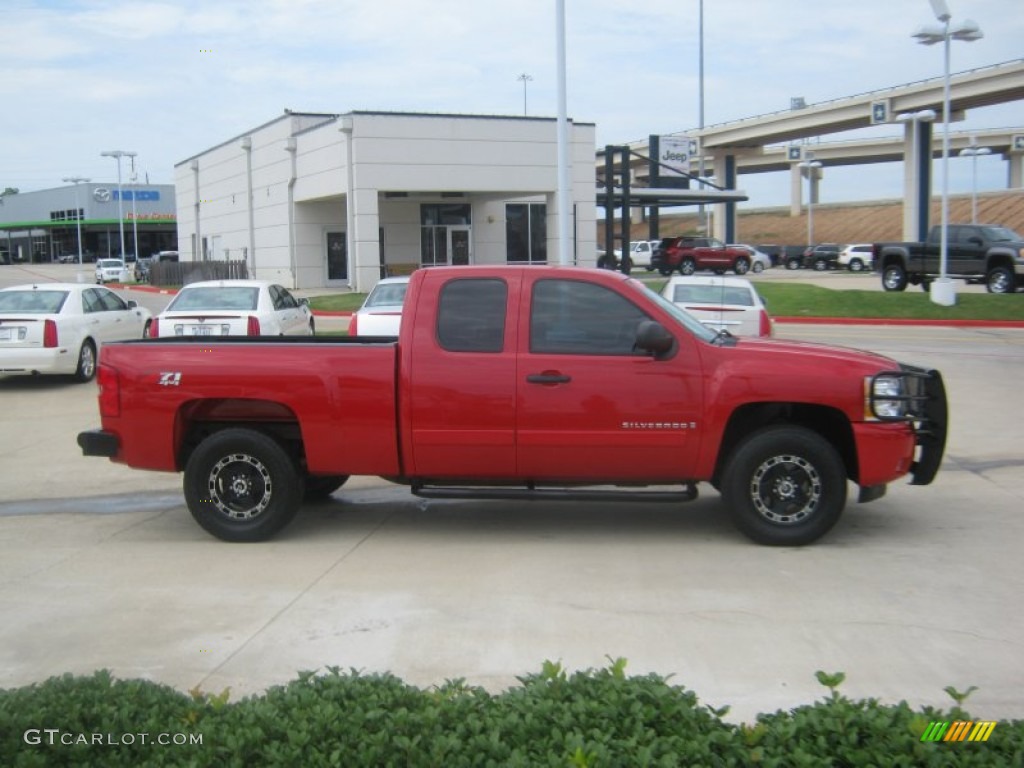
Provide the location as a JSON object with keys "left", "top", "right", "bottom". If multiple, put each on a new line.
{"left": 174, "top": 110, "right": 598, "bottom": 292}
{"left": 0, "top": 183, "right": 177, "bottom": 264}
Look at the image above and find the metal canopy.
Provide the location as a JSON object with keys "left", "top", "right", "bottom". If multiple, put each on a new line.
{"left": 597, "top": 185, "right": 748, "bottom": 208}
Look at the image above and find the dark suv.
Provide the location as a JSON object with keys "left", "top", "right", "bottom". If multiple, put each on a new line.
{"left": 801, "top": 244, "right": 841, "bottom": 271}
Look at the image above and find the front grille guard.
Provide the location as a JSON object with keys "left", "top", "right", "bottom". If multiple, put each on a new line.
{"left": 869, "top": 366, "right": 948, "bottom": 485}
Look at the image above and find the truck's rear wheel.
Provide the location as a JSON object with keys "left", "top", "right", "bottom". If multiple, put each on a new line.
{"left": 882, "top": 265, "right": 907, "bottom": 292}
{"left": 986, "top": 266, "right": 1015, "bottom": 294}
{"left": 184, "top": 428, "right": 304, "bottom": 542}
{"left": 721, "top": 427, "right": 847, "bottom": 546}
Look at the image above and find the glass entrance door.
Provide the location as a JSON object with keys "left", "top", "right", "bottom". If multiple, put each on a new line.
{"left": 450, "top": 226, "right": 471, "bottom": 265}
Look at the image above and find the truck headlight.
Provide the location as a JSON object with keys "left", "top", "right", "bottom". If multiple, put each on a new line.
{"left": 867, "top": 375, "right": 907, "bottom": 420}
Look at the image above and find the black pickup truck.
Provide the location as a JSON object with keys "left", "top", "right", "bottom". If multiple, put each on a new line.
{"left": 874, "top": 224, "right": 1024, "bottom": 294}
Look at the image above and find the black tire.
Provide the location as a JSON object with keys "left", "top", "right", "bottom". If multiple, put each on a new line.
{"left": 751, "top": 261, "right": 765, "bottom": 274}
{"left": 304, "top": 475, "right": 349, "bottom": 501}
{"left": 184, "top": 428, "right": 304, "bottom": 542}
{"left": 721, "top": 427, "right": 847, "bottom": 546}
{"left": 733, "top": 257, "right": 750, "bottom": 275}
{"left": 847, "top": 259, "right": 865, "bottom": 272}
{"left": 679, "top": 257, "right": 697, "bottom": 275}
{"left": 882, "top": 264, "right": 907, "bottom": 292}
{"left": 986, "top": 266, "right": 1015, "bottom": 294}
{"left": 73, "top": 340, "right": 97, "bottom": 382}
{"left": 658, "top": 266, "right": 673, "bottom": 277}
{"left": 143, "top": 320, "right": 152, "bottom": 338}
{"left": 813, "top": 258, "right": 828, "bottom": 271}
{"left": 785, "top": 258, "right": 800, "bottom": 270}
{"left": 308, "top": 318, "right": 316, "bottom": 335}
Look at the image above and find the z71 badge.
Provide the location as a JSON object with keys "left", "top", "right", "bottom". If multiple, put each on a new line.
{"left": 158, "top": 372, "right": 182, "bottom": 387}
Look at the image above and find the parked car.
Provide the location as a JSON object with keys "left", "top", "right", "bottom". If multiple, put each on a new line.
{"left": 802, "top": 244, "right": 842, "bottom": 271}
{"left": 837, "top": 243, "right": 873, "bottom": 272}
{"left": 660, "top": 275, "right": 773, "bottom": 337}
{"left": 626, "top": 240, "right": 662, "bottom": 271}
{"left": 135, "top": 251, "right": 179, "bottom": 283}
{"left": 94, "top": 258, "right": 128, "bottom": 284}
{"left": 0, "top": 283, "right": 152, "bottom": 382}
{"left": 651, "top": 237, "right": 754, "bottom": 276}
{"left": 151, "top": 280, "right": 314, "bottom": 337}
{"left": 349, "top": 276, "right": 410, "bottom": 337}
{"left": 728, "top": 244, "right": 772, "bottom": 273}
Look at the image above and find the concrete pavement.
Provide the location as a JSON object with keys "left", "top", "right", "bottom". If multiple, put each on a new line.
{"left": 1, "top": 320, "right": 1022, "bottom": 726}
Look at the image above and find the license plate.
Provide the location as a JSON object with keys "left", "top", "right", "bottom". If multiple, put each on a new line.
{"left": 190, "top": 326, "right": 213, "bottom": 336}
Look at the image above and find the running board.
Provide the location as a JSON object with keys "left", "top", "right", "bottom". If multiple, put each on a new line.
{"left": 411, "top": 483, "right": 698, "bottom": 504}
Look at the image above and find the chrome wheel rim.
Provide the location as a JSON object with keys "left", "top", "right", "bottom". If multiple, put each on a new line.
{"left": 749, "top": 454, "right": 821, "bottom": 525}
{"left": 208, "top": 453, "right": 272, "bottom": 520}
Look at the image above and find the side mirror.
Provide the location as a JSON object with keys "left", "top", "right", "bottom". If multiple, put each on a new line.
{"left": 636, "top": 320, "right": 675, "bottom": 358}
{"left": 299, "top": 298, "right": 310, "bottom": 306}
{"left": 127, "top": 300, "right": 138, "bottom": 309}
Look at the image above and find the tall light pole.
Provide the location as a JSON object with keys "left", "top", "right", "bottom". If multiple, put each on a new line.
{"left": 697, "top": 0, "right": 707, "bottom": 234}
{"left": 61, "top": 176, "right": 90, "bottom": 266}
{"left": 959, "top": 137, "right": 991, "bottom": 224}
{"left": 128, "top": 154, "right": 139, "bottom": 260}
{"left": 517, "top": 73, "right": 533, "bottom": 116}
{"left": 895, "top": 109, "right": 936, "bottom": 241}
{"left": 798, "top": 156, "right": 823, "bottom": 248}
{"left": 912, "top": 0, "right": 983, "bottom": 306}
{"left": 100, "top": 150, "right": 136, "bottom": 260}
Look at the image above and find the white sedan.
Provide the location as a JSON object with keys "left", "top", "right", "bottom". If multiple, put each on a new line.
{"left": 151, "top": 280, "right": 314, "bottom": 338}
{"left": 0, "top": 283, "right": 152, "bottom": 382}
{"left": 661, "top": 275, "right": 773, "bottom": 338}
{"left": 349, "top": 276, "right": 409, "bottom": 337}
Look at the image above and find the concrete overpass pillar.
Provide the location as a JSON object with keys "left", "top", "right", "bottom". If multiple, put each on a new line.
{"left": 1008, "top": 149, "right": 1024, "bottom": 189}
{"left": 709, "top": 152, "right": 737, "bottom": 243}
{"left": 900, "top": 120, "right": 933, "bottom": 242}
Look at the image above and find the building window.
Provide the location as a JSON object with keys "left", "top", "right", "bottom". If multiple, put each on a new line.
{"left": 505, "top": 203, "right": 546, "bottom": 263}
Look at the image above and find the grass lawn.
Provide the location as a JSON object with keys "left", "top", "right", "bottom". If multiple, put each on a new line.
{"left": 756, "top": 283, "right": 1024, "bottom": 321}
{"left": 308, "top": 279, "right": 1024, "bottom": 322}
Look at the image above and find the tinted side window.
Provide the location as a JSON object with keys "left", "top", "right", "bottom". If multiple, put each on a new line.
{"left": 97, "top": 288, "right": 128, "bottom": 311}
{"left": 531, "top": 279, "right": 649, "bottom": 356}
{"left": 436, "top": 278, "right": 507, "bottom": 353}
{"left": 82, "top": 289, "right": 105, "bottom": 314}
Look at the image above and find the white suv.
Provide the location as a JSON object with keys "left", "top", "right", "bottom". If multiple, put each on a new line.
{"left": 837, "top": 244, "right": 873, "bottom": 272}
{"left": 95, "top": 258, "right": 128, "bottom": 284}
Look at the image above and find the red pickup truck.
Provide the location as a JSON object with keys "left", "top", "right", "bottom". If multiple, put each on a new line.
{"left": 78, "top": 266, "right": 947, "bottom": 546}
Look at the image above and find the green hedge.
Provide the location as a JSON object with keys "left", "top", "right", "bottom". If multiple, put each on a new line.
{"left": 2, "top": 662, "right": 1021, "bottom": 766}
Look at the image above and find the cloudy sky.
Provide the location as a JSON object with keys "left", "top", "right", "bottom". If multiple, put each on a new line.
{"left": 2, "top": 0, "right": 1021, "bottom": 207}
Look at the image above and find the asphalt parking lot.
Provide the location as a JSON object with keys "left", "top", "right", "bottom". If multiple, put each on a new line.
{"left": 1, "top": 265, "right": 1022, "bottom": 727}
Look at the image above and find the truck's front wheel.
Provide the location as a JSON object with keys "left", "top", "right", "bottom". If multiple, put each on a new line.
{"left": 184, "top": 428, "right": 304, "bottom": 542}
{"left": 721, "top": 427, "right": 847, "bottom": 546}
{"left": 882, "top": 264, "right": 907, "bottom": 291}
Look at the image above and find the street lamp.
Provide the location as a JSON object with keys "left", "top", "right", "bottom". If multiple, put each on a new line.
{"left": 959, "top": 137, "right": 991, "bottom": 224}
{"left": 798, "top": 156, "right": 823, "bottom": 248}
{"left": 912, "top": 0, "right": 983, "bottom": 306}
{"left": 61, "top": 176, "right": 90, "bottom": 266}
{"left": 517, "top": 73, "right": 533, "bottom": 116}
{"left": 100, "top": 150, "right": 137, "bottom": 260}
{"left": 895, "top": 109, "right": 936, "bottom": 241}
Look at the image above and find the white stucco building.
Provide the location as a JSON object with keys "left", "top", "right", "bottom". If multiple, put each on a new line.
{"left": 174, "top": 110, "right": 597, "bottom": 292}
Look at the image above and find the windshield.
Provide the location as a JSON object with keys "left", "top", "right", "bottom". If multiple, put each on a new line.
{"left": 167, "top": 286, "right": 260, "bottom": 311}
{"left": 980, "top": 226, "right": 1022, "bottom": 243}
{"left": 624, "top": 279, "right": 718, "bottom": 343}
{"left": 0, "top": 290, "right": 69, "bottom": 314}
{"left": 364, "top": 282, "right": 409, "bottom": 308}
